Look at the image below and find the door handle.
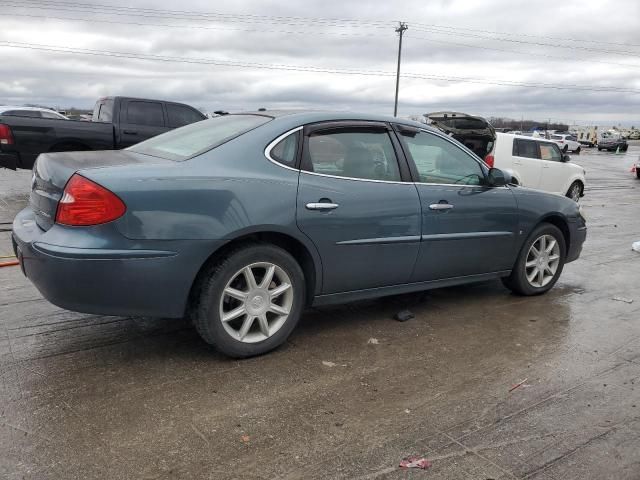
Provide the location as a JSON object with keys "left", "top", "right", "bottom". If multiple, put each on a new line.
{"left": 306, "top": 202, "right": 339, "bottom": 211}
{"left": 123, "top": 130, "right": 138, "bottom": 135}
{"left": 429, "top": 203, "right": 454, "bottom": 211}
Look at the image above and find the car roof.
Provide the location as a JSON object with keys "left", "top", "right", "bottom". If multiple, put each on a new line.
{"left": 234, "top": 110, "right": 436, "bottom": 131}
{"left": 0, "top": 105, "right": 61, "bottom": 113}
{"left": 496, "top": 132, "right": 557, "bottom": 145}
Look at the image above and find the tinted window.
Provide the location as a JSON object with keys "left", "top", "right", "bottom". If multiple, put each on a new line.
{"left": 125, "top": 101, "right": 164, "bottom": 126}
{"left": 540, "top": 143, "right": 562, "bottom": 162}
{"left": 513, "top": 139, "right": 540, "bottom": 159}
{"left": 270, "top": 131, "right": 300, "bottom": 167}
{"left": 129, "top": 114, "right": 271, "bottom": 161}
{"left": 305, "top": 129, "right": 401, "bottom": 182}
{"left": 550, "top": 135, "right": 562, "bottom": 140}
{"left": 167, "top": 104, "right": 204, "bottom": 128}
{"left": 3, "top": 110, "right": 41, "bottom": 118}
{"left": 401, "top": 131, "right": 483, "bottom": 185}
{"left": 568, "top": 135, "right": 577, "bottom": 141}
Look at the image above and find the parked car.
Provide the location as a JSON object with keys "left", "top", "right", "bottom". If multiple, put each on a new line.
{"left": 0, "top": 105, "right": 69, "bottom": 120}
{"left": 12, "top": 111, "right": 587, "bottom": 358}
{"left": 598, "top": 134, "right": 628, "bottom": 152}
{"left": 633, "top": 160, "right": 640, "bottom": 179}
{"left": 550, "top": 134, "right": 581, "bottom": 153}
{"left": 491, "top": 133, "right": 586, "bottom": 202}
{"left": 0, "top": 96, "right": 206, "bottom": 170}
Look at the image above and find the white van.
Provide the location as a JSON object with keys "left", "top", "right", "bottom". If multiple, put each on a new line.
{"left": 489, "top": 133, "right": 586, "bottom": 201}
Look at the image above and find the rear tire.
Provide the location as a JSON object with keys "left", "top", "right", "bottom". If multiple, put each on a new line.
{"left": 562, "top": 145, "right": 569, "bottom": 153}
{"left": 502, "top": 223, "right": 566, "bottom": 296}
{"left": 191, "top": 244, "right": 305, "bottom": 358}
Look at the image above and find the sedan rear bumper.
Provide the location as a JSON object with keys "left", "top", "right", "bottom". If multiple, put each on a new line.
{"left": 12, "top": 207, "right": 213, "bottom": 318}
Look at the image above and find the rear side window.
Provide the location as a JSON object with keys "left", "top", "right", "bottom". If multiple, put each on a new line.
{"left": 269, "top": 131, "right": 300, "bottom": 167}
{"left": 305, "top": 128, "right": 401, "bottom": 182}
{"left": 129, "top": 114, "right": 271, "bottom": 161}
{"left": 167, "top": 104, "right": 204, "bottom": 128}
{"left": 3, "top": 110, "right": 42, "bottom": 118}
{"left": 125, "top": 101, "right": 164, "bottom": 127}
{"left": 513, "top": 139, "right": 540, "bottom": 159}
{"left": 94, "top": 98, "right": 114, "bottom": 122}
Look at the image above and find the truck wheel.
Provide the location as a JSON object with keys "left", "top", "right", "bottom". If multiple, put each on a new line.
{"left": 502, "top": 223, "right": 566, "bottom": 296}
{"left": 191, "top": 243, "right": 305, "bottom": 358}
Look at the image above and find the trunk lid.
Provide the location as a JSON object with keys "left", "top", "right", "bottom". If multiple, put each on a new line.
{"left": 425, "top": 111, "right": 496, "bottom": 159}
{"left": 30, "top": 149, "right": 170, "bottom": 231}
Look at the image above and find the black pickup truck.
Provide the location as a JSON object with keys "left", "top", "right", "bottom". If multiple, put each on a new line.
{"left": 0, "top": 96, "right": 206, "bottom": 169}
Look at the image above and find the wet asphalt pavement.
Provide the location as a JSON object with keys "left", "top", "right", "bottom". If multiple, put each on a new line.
{"left": 0, "top": 145, "right": 639, "bottom": 479}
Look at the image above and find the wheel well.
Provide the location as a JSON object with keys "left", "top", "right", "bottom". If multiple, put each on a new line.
{"left": 187, "top": 232, "right": 318, "bottom": 312}
{"left": 510, "top": 176, "right": 520, "bottom": 185}
{"left": 540, "top": 215, "right": 570, "bottom": 253}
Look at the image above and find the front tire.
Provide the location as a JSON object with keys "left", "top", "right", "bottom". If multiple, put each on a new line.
{"left": 566, "top": 181, "right": 583, "bottom": 202}
{"left": 575, "top": 146, "right": 581, "bottom": 154}
{"left": 191, "top": 244, "right": 305, "bottom": 358}
{"left": 502, "top": 223, "right": 566, "bottom": 296}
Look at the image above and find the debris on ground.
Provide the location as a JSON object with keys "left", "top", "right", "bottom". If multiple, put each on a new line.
{"left": 367, "top": 338, "right": 379, "bottom": 345}
{"left": 322, "top": 361, "right": 337, "bottom": 367}
{"left": 612, "top": 296, "right": 634, "bottom": 304}
{"left": 399, "top": 456, "right": 432, "bottom": 470}
{"left": 632, "top": 241, "right": 640, "bottom": 253}
{"left": 509, "top": 378, "right": 528, "bottom": 393}
{"left": 404, "top": 409, "right": 411, "bottom": 414}
{"left": 394, "top": 310, "right": 415, "bottom": 322}
{"left": 241, "top": 435, "right": 250, "bottom": 443}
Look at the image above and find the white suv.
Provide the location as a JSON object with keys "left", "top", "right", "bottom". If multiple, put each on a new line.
{"left": 490, "top": 133, "right": 586, "bottom": 201}
{"left": 550, "top": 134, "right": 581, "bottom": 153}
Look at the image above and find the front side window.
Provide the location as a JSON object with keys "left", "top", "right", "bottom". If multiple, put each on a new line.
{"left": 129, "top": 114, "right": 271, "bottom": 161}
{"left": 125, "top": 101, "right": 164, "bottom": 127}
{"left": 305, "top": 128, "right": 401, "bottom": 182}
{"left": 539, "top": 143, "right": 563, "bottom": 161}
{"left": 401, "top": 131, "right": 484, "bottom": 185}
{"left": 269, "top": 131, "right": 300, "bottom": 167}
{"left": 41, "top": 111, "right": 64, "bottom": 120}
{"left": 514, "top": 139, "right": 540, "bottom": 159}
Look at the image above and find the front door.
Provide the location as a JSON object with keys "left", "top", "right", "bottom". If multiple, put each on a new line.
{"left": 395, "top": 127, "right": 519, "bottom": 282}
{"left": 296, "top": 122, "right": 421, "bottom": 294}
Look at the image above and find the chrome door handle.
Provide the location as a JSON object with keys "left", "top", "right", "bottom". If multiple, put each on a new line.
{"left": 429, "top": 203, "right": 454, "bottom": 210}
{"left": 306, "top": 202, "right": 339, "bottom": 211}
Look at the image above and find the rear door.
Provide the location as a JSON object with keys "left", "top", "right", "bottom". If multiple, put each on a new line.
{"left": 395, "top": 127, "right": 519, "bottom": 281}
{"left": 512, "top": 138, "right": 543, "bottom": 188}
{"left": 296, "top": 121, "right": 421, "bottom": 294}
{"left": 118, "top": 99, "right": 168, "bottom": 148}
{"left": 539, "top": 141, "right": 569, "bottom": 194}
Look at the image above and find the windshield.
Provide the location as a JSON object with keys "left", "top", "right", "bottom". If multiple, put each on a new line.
{"left": 129, "top": 114, "right": 272, "bottom": 161}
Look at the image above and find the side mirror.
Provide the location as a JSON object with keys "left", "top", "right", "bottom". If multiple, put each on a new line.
{"left": 487, "top": 167, "right": 510, "bottom": 187}
{"left": 562, "top": 154, "right": 571, "bottom": 162}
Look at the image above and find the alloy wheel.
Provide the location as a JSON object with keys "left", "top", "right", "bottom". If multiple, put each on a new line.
{"left": 525, "top": 234, "right": 561, "bottom": 288}
{"left": 219, "top": 262, "right": 294, "bottom": 343}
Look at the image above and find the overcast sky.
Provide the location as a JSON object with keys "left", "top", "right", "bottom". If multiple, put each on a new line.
{"left": 2, "top": 0, "right": 640, "bottom": 124}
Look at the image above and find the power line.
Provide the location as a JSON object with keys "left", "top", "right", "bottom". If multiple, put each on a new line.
{"left": 409, "top": 22, "right": 640, "bottom": 49}
{"left": 0, "top": 0, "right": 392, "bottom": 28}
{"left": 1, "top": 11, "right": 391, "bottom": 38}
{"left": 1, "top": 40, "right": 639, "bottom": 95}
{"left": 404, "top": 34, "right": 640, "bottom": 69}
{"left": 410, "top": 25, "right": 640, "bottom": 58}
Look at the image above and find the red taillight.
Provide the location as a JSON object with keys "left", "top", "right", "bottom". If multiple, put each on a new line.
{"left": 55, "top": 174, "right": 126, "bottom": 226}
{"left": 0, "top": 124, "right": 14, "bottom": 145}
{"left": 484, "top": 154, "right": 495, "bottom": 168}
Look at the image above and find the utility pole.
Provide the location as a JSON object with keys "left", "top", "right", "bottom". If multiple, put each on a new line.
{"left": 393, "top": 22, "right": 408, "bottom": 117}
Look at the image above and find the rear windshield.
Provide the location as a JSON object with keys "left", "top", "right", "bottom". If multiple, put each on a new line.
{"left": 550, "top": 135, "right": 562, "bottom": 140}
{"left": 430, "top": 117, "right": 488, "bottom": 130}
{"left": 128, "top": 114, "right": 272, "bottom": 161}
